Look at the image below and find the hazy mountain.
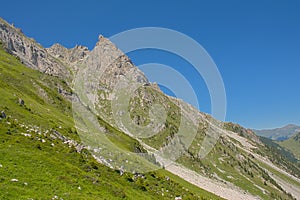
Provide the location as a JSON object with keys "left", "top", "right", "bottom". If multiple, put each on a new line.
{"left": 253, "top": 124, "right": 300, "bottom": 141}
{"left": 1, "top": 17, "right": 300, "bottom": 200}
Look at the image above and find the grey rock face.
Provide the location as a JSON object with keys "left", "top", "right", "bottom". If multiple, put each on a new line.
{"left": 83, "top": 35, "right": 148, "bottom": 90}
{"left": 0, "top": 18, "right": 148, "bottom": 91}
{"left": 46, "top": 43, "right": 89, "bottom": 65}
{"left": 0, "top": 18, "right": 71, "bottom": 80}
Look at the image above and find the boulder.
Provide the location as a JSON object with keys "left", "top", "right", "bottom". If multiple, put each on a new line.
{"left": 1, "top": 111, "right": 6, "bottom": 118}
{"left": 18, "top": 98, "right": 24, "bottom": 105}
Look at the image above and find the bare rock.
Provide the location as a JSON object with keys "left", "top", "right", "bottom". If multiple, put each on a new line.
{"left": 46, "top": 43, "right": 89, "bottom": 64}
{"left": 82, "top": 35, "right": 148, "bottom": 91}
{"left": 0, "top": 18, "right": 71, "bottom": 81}
{"left": 18, "top": 98, "right": 24, "bottom": 105}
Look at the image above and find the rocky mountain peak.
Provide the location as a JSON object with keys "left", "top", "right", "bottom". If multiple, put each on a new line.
{"left": 82, "top": 34, "right": 149, "bottom": 91}
{"left": 97, "top": 34, "right": 109, "bottom": 44}
{"left": 95, "top": 34, "right": 118, "bottom": 50}
{"left": 0, "top": 17, "right": 148, "bottom": 88}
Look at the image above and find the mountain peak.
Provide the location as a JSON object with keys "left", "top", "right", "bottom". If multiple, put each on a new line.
{"left": 96, "top": 34, "right": 111, "bottom": 46}
{"left": 98, "top": 34, "right": 104, "bottom": 41}
{"left": 253, "top": 124, "right": 300, "bottom": 141}
{"left": 284, "top": 124, "right": 298, "bottom": 128}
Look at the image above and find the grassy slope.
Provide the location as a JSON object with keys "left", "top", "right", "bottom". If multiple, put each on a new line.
{"left": 278, "top": 133, "right": 300, "bottom": 160}
{"left": 0, "top": 43, "right": 222, "bottom": 199}
{"left": 0, "top": 119, "right": 222, "bottom": 200}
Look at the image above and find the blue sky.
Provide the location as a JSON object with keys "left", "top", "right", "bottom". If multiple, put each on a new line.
{"left": 1, "top": 0, "right": 299, "bottom": 129}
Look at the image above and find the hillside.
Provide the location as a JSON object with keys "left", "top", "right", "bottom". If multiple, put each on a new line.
{"left": 253, "top": 124, "right": 300, "bottom": 141}
{"left": 278, "top": 132, "right": 300, "bottom": 160}
{"left": 1, "top": 17, "right": 300, "bottom": 200}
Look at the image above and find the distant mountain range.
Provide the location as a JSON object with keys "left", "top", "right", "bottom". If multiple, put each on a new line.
{"left": 253, "top": 125, "right": 300, "bottom": 160}
{"left": 253, "top": 124, "right": 300, "bottom": 141}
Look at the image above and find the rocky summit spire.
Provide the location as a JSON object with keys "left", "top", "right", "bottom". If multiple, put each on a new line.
{"left": 95, "top": 34, "right": 115, "bottom": 47}
{"left": 83, "top": 34, "right": 149, "bottom": 90}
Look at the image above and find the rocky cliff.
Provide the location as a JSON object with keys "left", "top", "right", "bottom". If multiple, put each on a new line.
{"left": 0, "top": 18, "right": 72, "bottom": 80}
{"left": 0, "top": 17, "right": 149, "bottom": 88}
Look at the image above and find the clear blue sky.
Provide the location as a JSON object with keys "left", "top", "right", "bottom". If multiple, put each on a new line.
{"left": 1, "top": 0, "right": 300, "bottom": 129}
